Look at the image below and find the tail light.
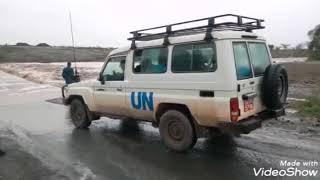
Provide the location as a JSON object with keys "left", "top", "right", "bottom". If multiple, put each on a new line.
{"left": 230, "top": 97, "right": 240, "bottom": 122}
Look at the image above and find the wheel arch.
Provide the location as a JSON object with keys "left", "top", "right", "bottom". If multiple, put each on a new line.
{"left": 155, "top": 103, "right": 193, "bottom": 123}
{"left": 66, "top": 95, "right": 86, "bottom": 105}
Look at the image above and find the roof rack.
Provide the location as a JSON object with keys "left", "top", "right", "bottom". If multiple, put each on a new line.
{"left": 128, "top": 14, "right": 264, "bottom": 49}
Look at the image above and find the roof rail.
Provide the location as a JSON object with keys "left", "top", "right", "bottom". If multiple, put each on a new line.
{"left": 128, "top": 14, "right": 264, "bottom": 49}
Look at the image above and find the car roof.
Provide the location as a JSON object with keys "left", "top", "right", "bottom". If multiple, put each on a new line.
{"left": 108, "top": 31, "right": 265, "bottom": 56}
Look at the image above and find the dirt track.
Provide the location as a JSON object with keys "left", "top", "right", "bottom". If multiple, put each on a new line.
{"left": 283, "top": 62, "right": 320, "bottom": 98}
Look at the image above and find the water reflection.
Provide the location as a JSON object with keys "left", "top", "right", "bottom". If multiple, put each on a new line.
{"left": 67, "top": 119, "right": 258, "bottom": 180}
{"left": 118, "top": 119, "right": 141, "bottom": 138}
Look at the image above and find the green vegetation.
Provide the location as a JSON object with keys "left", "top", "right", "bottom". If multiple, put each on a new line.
{"left": 308, "top": 24, "right": 320, "bottom": 60}
{"left": 268, "top": 43, "right": 309, "bottom": 58}
{"left": 267, "top": 25, "right": 320, "bottom": 59}
{"left": 16, "top": 42, "right": 30, "bottom": 46}
{"left": 271, "top": 49, "right": 308, "bottom": 58}
{"left": 299, "top": 95, "right": 320, "bottom": 118}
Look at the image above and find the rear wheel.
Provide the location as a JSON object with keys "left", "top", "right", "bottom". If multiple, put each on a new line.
{"left": 159, "top": 110, "right": 196, "bottom": 152}
{"left": 70, "top": 99, "right": 91, "bottom": 129}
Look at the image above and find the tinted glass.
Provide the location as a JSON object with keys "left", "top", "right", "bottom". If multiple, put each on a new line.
{"left": 248, "top": 42, "right": 271, "bottom": 76}
{"left": 233, "top": 42, "right": 253, "bottom": 80}
{"left": 172, "top": 42, "right": 217, "bottom": 72}
{"left": 133, "top": 47, "right": 168, "bottom": 73}
{"left": 102, "top": 56, "right": 125, "bottom": 81}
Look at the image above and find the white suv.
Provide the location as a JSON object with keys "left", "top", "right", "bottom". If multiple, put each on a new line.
{"left": 62, "top": 14, "right": 288, "bottom": 152}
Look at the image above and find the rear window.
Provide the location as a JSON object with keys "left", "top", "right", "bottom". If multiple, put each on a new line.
{"left": 171, "top": 42, "right": 217, "bottom": 73}
{"left": 133, "top": 47, "right": 168, "bottom": 74}
{"left": 233, "top": 42, "right": 253, "bottom": 80}
{"left": 248, "top": 42, "right": 271, "bottom": 76}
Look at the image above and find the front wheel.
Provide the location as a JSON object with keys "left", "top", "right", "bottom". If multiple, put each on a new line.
{"left": 159, "top": 110, "right": 196, "bottom": 152}
{"left": 70, "top": 99, "right": 91, "bottom": 129}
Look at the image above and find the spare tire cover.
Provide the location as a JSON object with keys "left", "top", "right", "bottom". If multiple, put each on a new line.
{"left": 262, "top": 64, "right": 288, "bottom": 110}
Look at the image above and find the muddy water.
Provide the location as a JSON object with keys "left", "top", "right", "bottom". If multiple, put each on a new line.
{"left": 0, "top": 57, "right": 309, "bottom": 88}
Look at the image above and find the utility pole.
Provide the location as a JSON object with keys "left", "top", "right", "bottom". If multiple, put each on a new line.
{"left": 68, "top": 10, "right": 80, "bottom": 82}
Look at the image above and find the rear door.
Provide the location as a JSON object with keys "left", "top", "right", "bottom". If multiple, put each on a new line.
{"left": 247, "top": 42, "right": 272, "bottom": 115}
{"left": 232, "top": 41, "right": 271, "bottom": 119}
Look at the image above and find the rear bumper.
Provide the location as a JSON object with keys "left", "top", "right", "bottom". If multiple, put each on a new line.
{"left": 233, "top": 117, "right": 262, "bottom": 134}
{"left": 218, "top": 109, "right": 285, "bottom": 136}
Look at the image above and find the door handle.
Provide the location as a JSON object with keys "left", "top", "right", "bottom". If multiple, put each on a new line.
{"left": 116, "top": 88, "right": 123, "bottom": 91}
{"left": 249, "top": 81, "right": 255, "bottom": 85}
{"left": 96, "top": 88, "right": 105, "bottom": 91}
{"left": 200, "top": 90, "right": 214, "bottom": 97}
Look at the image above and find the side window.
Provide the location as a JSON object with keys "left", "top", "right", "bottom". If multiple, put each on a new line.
{"left": 248, "top": 42, "right": 271, "bottom": 76}
{"left": 233, "top": 42, "right": 253, "bottom": 80}
{"left": 172, "top": 42, "right": 217, "bottom": 72}
{"left": 102, "top": 56, "right": 126, "bottom": 81}
{"left": 133, "top": 47, "right": 168, "bottom": 74}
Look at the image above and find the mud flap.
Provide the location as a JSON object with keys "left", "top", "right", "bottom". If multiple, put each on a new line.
{"left": 273, "top": 108, "right": 286, "bottom": 119}
{"left": 236, "top": 119, "right": 262, "bottom": 134}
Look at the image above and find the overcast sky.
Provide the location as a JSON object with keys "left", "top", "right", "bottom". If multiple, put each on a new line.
{"left": 0, "top": 0, "right": 319, "bottom": 48}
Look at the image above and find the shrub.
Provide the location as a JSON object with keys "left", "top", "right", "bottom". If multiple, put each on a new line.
{"left": 36, "top": 43, "right": 50, "bottom": 47}
{"left": 308, "top": 25, "right": 320, "bottom": 60}
{"left": 16, "top": 42, "right": 30, "bottom": 46}
{"left": 299, "top": 95, "right": 320, "bottom": 118}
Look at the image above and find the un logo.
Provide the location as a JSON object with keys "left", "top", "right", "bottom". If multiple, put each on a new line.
{"left": 130, "top": 92, "right": 154, "bottom": 111}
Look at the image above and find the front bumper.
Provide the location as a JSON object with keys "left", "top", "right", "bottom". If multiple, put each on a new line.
{"left": 62, "top": 97, "right": 68, "bottom": 105}
{"left": 61, "top": 85, "right": 69, "bottom": 105}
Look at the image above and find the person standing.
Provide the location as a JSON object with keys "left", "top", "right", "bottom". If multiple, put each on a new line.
{"left": 62, "top": 62, "right": 75, "bottom": 85}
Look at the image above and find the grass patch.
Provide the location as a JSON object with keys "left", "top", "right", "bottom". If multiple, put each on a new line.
{"left": 298, "top": 95, "right": 320, "bottom": 118}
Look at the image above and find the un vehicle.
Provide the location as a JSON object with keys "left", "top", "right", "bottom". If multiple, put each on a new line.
{"left": 62, "top": 14, "right": 288, "bottom": 152}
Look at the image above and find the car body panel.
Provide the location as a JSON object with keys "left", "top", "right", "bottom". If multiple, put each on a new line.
{"left": 64, "top": 31, "right": 271, "bottom": 128}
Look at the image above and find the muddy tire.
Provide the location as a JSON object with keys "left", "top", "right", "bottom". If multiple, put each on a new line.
{"left": 159, "top": 110, "right": 196, "bottom": 152}
{"left": 70, "top": 99, "right": 91, "bottom": 129}
{"left": 262, "top": 64, "right": 288, "bottom": 110}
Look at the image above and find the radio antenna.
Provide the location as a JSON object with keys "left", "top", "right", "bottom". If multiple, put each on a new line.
{"left": 68, "top": 10, "right": 78, "bottom": 74}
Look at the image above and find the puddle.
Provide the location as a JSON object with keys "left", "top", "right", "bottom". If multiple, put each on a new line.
{"left": 286, "top": 108, "right": 298, "bottom": 114}
{"left": 46, "top": 98, "right": 64, "bottom": 105}
{"left": 287, "top": 97, "right": 307, "bottom": 102}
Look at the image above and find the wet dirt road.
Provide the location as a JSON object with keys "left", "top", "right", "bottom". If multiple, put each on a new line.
{"left": 0, "top": 71, "right": 319, "bottom": 180}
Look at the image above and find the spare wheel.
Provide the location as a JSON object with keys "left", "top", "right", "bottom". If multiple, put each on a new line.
{"left": 262, "top": 64, "right": 288, "bottom": 110}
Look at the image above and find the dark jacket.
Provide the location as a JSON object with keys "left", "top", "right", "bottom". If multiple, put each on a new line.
{"left": 62, "top": 67, "right": 74, "bottom": 84}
